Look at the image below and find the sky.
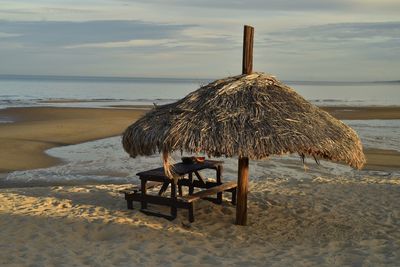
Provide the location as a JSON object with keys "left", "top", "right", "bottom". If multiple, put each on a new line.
{"left": 0, "top": 0, "right": 399, "bottom": 81}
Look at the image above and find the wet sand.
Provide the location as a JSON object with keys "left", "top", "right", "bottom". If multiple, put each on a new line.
{"left": 363, "top": 148, "right": 400, "bottom": 171}
{"left": 0, "top": 107, "right": 146, "bottom": 173}
{"left": 0, "top": 105, "right": 399, "bottom": 174}
{"left": 321, "top": 106, "right": 400, "bottom": 120}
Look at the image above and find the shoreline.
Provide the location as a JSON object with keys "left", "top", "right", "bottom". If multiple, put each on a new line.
{"left": 321, "top": 106, "right": 400, "bottom": 120}
{"left": 0, "top": 107, "right": 146, "bottom": 173}
{"left": 1, "top": 105, "right": 400, "bottom": 175}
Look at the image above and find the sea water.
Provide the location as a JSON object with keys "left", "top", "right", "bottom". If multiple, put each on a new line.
{"left": 2, "top": 120, "right": 399, "bottom": 187}
{"left": 1, "top": 75, "right": 400, "bottom": 109}
{"left": 1, "top": 75, "right": 399, "bottom": 186}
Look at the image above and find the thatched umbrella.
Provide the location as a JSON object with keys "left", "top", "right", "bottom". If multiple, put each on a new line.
{"left": 122, "top": 25, "right": 365, "bottom": 225}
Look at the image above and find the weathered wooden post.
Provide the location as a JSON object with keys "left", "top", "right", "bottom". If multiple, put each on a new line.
{"left": 242, "top": 25, "right": 254, "bottom": 75}
{"left": 236, "top": 25, "right": 254, "bottom": 226}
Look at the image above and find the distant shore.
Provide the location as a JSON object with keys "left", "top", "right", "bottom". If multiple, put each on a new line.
{"left": 0, "top": 105, "right": 400, "bottom": 174}
{"left": 321, "top": 106, "right": 400, "bottom": 120}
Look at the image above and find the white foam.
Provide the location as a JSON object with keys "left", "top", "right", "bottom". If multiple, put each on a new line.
{"left": 3, "top": 119, "right": 400, "bottom": 186}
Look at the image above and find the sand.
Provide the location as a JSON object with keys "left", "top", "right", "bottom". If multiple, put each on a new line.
{"left": 363, "top": 148, "right": 400, "bottom": 171}
{"left": 0, "top": 107, "right": 146, "bottom": 173}
{"left": 0, "top": 177, "right": 399, "bottom": 266}
{"left": 321, "top": 106, "right": 400, "bottom": 120}
{"left": 0, "top": 105, "right": 399, "bottom": 266}
{"left": 1, "top": 106, "right": 400, "bottom": 174}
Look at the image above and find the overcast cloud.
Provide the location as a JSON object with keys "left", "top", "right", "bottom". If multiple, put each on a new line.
{"left": 0, "top": 0, "right": 399, "bottom": 81}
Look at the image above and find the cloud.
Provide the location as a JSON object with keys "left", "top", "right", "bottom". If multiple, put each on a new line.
{"left": 0, "top": 20, "right": 194, "bottom": 47}
{"left": 119, "top": 0, "right": 400, "bottom": 12}
{"left": 51, "top": 22, "right": 237, "bottom": 51}
{"left": 64, "top": 38, "right": 175, "bottom": 49}
{"left": 0, "top": 2, "right": 399, "bottom": 80}
{"left": 246, "top": 21, "right": 400, "bottom": 81}
{"left": 264, "top": 21, "right": 400, "bottom": 54}
{"left": 0, "top": 32, "right": 21, "bottom": 38}
{"left": 119, "top": 0, "right": 343, "bottom": 11}
{"left": 269, "top": 21, "right": 400, "bottom": 42}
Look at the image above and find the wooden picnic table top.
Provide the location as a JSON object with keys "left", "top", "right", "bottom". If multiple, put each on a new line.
{"left": 136, "top": 160, "right": 224, "bottom": 180}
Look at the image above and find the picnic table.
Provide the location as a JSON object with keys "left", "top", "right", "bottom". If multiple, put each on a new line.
{"left": 121, "top": 160, "right": 237, "bottom": 222}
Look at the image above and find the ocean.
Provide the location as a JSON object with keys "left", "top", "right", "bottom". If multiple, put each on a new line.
{"left": 1, "top": 75, "right": 400, "bottom": 110}
{"left": 1, "top": 75, "right": 399, "bottom": 186}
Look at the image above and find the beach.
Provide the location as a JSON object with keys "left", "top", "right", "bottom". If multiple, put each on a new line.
{"left": 0, "top": 107, "right": 146, "bottom": 173}
{"left": 1, "top": 105, "right": 400, "bottom": 266}
{"left": 1, "top": 176, "right": 399, "bottom": 266}
{"left": 1, "top": 106, "right": 400, "bottom": 174}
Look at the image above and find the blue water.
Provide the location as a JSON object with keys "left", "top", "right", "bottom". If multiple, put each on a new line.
{"left": 0, "top": 75, "right": 399, "bottom": 109}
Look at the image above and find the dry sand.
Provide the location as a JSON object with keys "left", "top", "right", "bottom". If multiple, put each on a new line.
{"left": 0, "top": 177, "right": 399, "bottom": 266}
{"left": 0, "top": 105, "right": 400, "bottom": 266}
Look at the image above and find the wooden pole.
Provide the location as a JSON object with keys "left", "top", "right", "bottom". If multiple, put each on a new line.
{"left": 235, "top": 25, "right": 253, "bottom": 226}
{"left": 242, "top": 25, "right": 254, "bottom": 75}
{"left": 236, "top": 156, "right": 249, "bottom": 225}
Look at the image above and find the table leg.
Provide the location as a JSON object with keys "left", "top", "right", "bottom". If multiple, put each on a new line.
{"left": 231, "top": 187, "right": 237, "bottom": 205}
{"left": 158, "top": 181, "right": 169, "bottom": 196}
{"left": 188, "top": 172, "right": 194, "bottom": 195}
{"left": 194, "top": 171, "right": 206, "bottom": 185}
{"left": 188, "top": 203, "right": 194, "bottom": 223}
{"left": 178, "top": 182, "right": 183, "bottom": 196}
{"left": 141, "top": 178, "right": 147, "bottom": 209}
{"left": 170, "top": 181, "right": 177, "bottom": 218}
{"left": 216, "top": 165, "right": 223, "bottom": 204}
{"left": 127, "top": 199, "right": 133, "bottom": 210}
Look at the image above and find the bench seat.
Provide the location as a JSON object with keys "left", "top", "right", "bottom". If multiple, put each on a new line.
{"left": 180, "top": 181, "right": 237, "bottom": 203}
{"left": 121, "top": 180, "right": 237, "bottom": 222}
{"left": 119, "top": 181, "right": 163, "bottom": 195}
{"left": 179, "top": 181, "right": 237, "bottom": 222}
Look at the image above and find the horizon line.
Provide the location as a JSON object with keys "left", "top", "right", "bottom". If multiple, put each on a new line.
{"left": 0, "top": 73, "right": 398, "bottom": 84}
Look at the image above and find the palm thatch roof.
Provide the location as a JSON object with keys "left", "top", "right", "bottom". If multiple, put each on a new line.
{"left": 122, "top": 72, "right": 365, "bottom": 170}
